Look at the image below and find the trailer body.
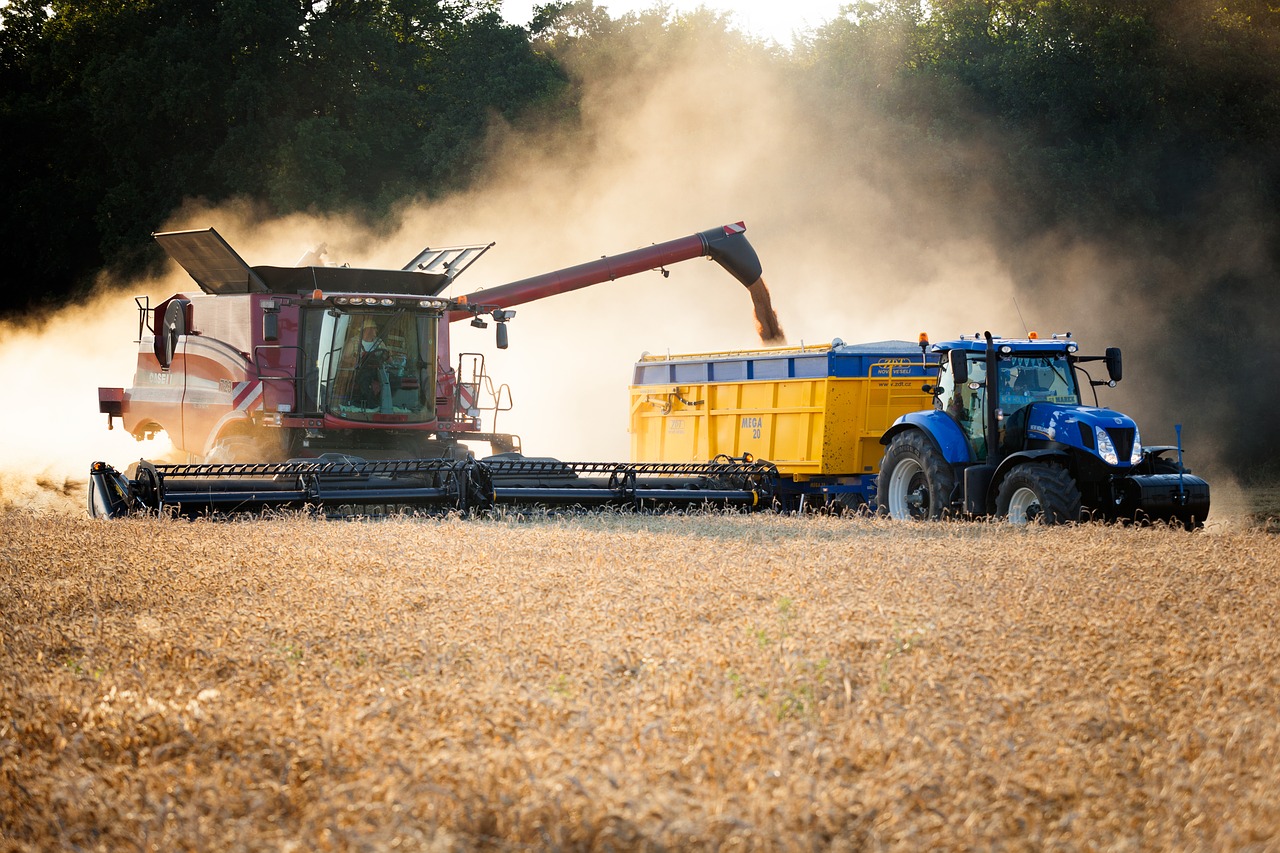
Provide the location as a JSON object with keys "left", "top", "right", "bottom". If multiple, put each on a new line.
{"left": 630, "top": 340, "right": 935, "bottom": 507}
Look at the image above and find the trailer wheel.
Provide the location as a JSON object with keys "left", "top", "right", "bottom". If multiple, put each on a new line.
{"left": 876, "top": 431, "right": 956, "bottom": 520}
{"left": 995, "top": 463, "right": 1081, "bottom": 525}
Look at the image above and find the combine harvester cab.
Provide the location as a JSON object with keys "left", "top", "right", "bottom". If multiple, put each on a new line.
{"left": 90, "top": 223, "right": 778, "bottom": 517}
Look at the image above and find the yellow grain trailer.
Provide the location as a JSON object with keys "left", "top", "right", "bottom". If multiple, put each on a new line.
{"left": 630, "top": 339, "right": 937, "bottom": 508}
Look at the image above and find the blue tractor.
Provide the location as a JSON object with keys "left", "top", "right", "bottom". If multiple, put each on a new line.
{"left": 875, "top": 332, "right": 1210, "bottom": 527}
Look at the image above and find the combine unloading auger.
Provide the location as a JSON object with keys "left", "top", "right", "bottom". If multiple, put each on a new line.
{"left": 88, "top": 456, "right": 778, "bottom": 518}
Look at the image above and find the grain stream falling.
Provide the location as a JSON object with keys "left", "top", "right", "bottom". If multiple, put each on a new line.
{"left": 747, "top": 277, "right": 786, "bottom": 345}
{"left": 2, "top": 511, "right": 1279, "bottom": 850}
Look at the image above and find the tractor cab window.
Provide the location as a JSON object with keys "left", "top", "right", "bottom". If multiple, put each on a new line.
{"left": 315, "top": 310, "right": 438, "bottom": 423}
{"left": 940, "top": 353, "right": 989, "bottom": 460}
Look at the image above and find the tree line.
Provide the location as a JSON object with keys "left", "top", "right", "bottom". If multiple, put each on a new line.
{"left": 4, "top": 0, "right": 1276, "bottom": 310}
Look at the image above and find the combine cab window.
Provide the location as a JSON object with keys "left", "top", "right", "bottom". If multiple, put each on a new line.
{"left": 315, "top": 310, "right": 438, "bottom": 423}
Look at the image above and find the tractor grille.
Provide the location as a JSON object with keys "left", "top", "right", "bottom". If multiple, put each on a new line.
{"left": 1108, "top": 428, "right": 1135, "bottom": 463}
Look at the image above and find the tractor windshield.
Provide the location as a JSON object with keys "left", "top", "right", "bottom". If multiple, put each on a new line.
{"left": 997, "top": 355, "right": 1078, "bottom": 408}
{"left": 315, "top": 310, "right": 438, "bottom": 423}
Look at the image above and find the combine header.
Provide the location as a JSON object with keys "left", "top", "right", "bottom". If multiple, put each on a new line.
{"left": 90, "top": 222, "right": 776, "bottom": 517}
{"left": 88, "top": 456, "right": 776, "bottom": 518}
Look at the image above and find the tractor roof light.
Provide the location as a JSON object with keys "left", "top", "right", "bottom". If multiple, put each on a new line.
{"left": 1028, "top": 331, "right": 1038, "bottom": 339}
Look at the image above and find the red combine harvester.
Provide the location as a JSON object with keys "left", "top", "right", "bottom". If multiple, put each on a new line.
{"left": 89, "top": 224, "right": 778, "bottom": 517}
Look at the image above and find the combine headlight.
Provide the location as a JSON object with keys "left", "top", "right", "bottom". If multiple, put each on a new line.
{"left": 1095, "top": 426, "right": 1120, "bottom": 466}
{"left": 1130, "top": 427, "right": 1143, "bottom": 466}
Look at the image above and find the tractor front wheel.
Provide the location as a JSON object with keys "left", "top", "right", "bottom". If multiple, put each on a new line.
{"left": 876, "top": 431, "right": 956, "bottom": 520}
{"left": 995, "top": 463, "right": 1082, "bottom": 525}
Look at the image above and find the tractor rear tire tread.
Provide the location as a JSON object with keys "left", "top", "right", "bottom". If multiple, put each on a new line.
{"left": 876, "top": 431, "right": 957, "bottom": 520}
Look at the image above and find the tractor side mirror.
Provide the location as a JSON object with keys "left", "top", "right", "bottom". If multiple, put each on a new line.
{"left": 1105, "top": 347, "right": 1122, "bottom": 382}
{"left": 263, "top": 312, "right": 279, "bottom": 342}
{"left": 496, "top": 322, "right": 509, "bottom": 350}
{"left": 949, "top": 349, "right": 968, "bottom": 385}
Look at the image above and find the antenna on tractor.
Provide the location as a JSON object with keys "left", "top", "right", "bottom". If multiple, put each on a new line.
{"left": 1013, "top": 296, "right": 1030, "bottom": 337}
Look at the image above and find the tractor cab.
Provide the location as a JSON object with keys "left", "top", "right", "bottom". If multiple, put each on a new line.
{"left": 933, "top": 337, "right": 1084, "bottom": 462}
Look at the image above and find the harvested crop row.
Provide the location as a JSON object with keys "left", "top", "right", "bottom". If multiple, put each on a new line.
{"left": 2, "top": 511, "right": 1278, "bottom": 850}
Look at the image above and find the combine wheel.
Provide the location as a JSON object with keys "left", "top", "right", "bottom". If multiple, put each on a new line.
{"left": 876, "top": 431, "right": 956, "bottom": 520}
{"left": 203, "top": 435, "right": 264, "bottom": 464}
{"left": 995, "top": 463, "right": 1081, "bottom": 526}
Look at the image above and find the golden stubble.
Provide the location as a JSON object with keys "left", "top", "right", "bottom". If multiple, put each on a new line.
{"left": 3, "top": 511, "right": 1278, "bottom": 848}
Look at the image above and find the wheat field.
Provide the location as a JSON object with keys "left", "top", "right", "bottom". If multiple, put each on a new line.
{"left": 2, "top": 509, "right": 1278, "bottom": 851}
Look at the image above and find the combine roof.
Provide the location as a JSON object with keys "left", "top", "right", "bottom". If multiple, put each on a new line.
{"left": 154, "top": 227, "right": 453, "bottom": 296}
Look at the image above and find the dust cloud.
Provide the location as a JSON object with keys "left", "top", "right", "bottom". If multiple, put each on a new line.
{"left": 0, "top": 281, "right": 179, "bottom": 513}
{"left": 2, "top": 21, "right": 1259, "bottom": 516}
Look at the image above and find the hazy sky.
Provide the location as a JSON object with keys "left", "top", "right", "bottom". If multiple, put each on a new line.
{"left": 499, "top": 0, "right": 849, "bottom": 46}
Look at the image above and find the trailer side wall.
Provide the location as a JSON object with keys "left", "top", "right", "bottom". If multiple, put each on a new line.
{"left": 630, "top": 342, "right": 936, "bottom": 480}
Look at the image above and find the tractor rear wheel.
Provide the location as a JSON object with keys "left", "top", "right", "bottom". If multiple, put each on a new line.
{"left": 876, "top": 431, "right": 956, "bottom": 520}
{"left": 995, "top": 463, "right": 1081, "bottom": 525}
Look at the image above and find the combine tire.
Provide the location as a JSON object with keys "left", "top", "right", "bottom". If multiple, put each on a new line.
{"left": 876, "top": 431, "right": 956, "bottom": 520}
{"left": 995, "top": 463, "right": 1081, "bottom": 525}
{"left": 203, "top": 435, "right": 264, "bottom": 464}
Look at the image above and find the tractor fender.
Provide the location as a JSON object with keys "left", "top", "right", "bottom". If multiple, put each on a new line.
{"left": 881, "top": 412, "right": 971, "bottom": 466}
{"left": 990, "top": 449, "right": 1072, "bottom": 493}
